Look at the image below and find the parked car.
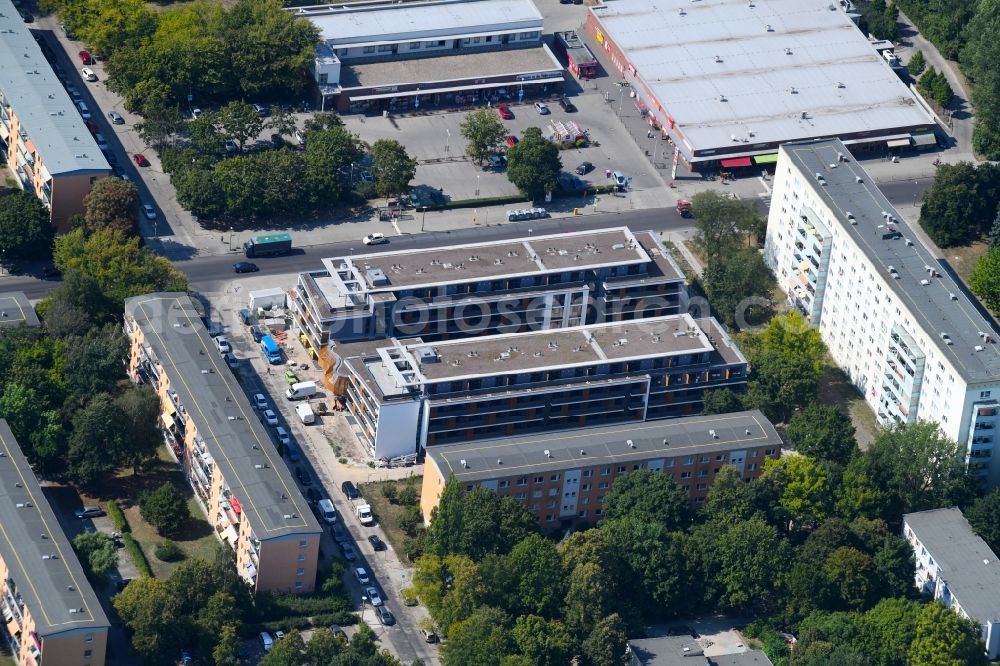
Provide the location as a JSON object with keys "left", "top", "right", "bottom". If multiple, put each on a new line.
{"left": 215, "top": 336, "right": 231, "bottom": 353}
{"left": 576, "top": 161, "right": 593, "bottom": 175}
{"left": 76, "top": 101, "right": 91, "bottom": 119}
{"left": 94, "top": 134, "right": 109, "bottom": 152}
{"left": 252, "top": 103, "right": 270, "bottom": 117}
{"left": 274, "top": 630, "right": 285, "bottom": 641}
{"left": 340, "top": 542, "right": 357, "bottom": 561}
{"left": 142, "top": 204, "right": 156, "bottom": 220}
{"left": 295, "top": 466, "right": 313, "bottom": 487}
{"left": 259, "top": 632, "right": 273, "bottom": 653}
{"left": 488, "top": 154, "right": 506, "bottom": 170}
{"left": 368, "top": 534, "right": 386, "bottom": 551}
{"left": 363, "top": 233, "right": 387, "bottom": 245}
{"left": 275, "top": 427, "right": 291, "bottom": 448}
{"left": 133, "top": 153, "right": 149, "bottom": 167}
{"left": 534, "top": 101, "right": 550, "bottom": 115}
{"left": 341, "top": 480, "right": 361, "bottom": 500}
{"left": 558, "top": 96, "right": 576, "bottom": 112}
{"left": 191, "top": 108, "right": 202, "bottom": 119}
{"left": 329, "top": 625, "right": 347, "bottom": 641}
{"left": 232, "top": 262, "right": 258, "bottom": 274}
{"left": 506, "top": 135, "right": 519, "bottom": 148}
{"left": 284, "top": 369, "right": 299, "bottom": 385}
{"left": 254, "top": 393, "right": 268, "bottom": 410}
{"left": 108, "top": 111, "right": 124, "bottom": 125}
{"left": 250, "top": 324, "right": 263, "bottom": 342}
{"left": 365, "top": 587, "right": 383, "bottom": 607}
{"left": 224, "top": 352, "right": 238, "bottom": 369}
{"left": 422, "top": 629, "right": 438, "bottom": 643}
{"left": 332, "top": 524, "right": 350, "bottom": 543}
{"left": 224, "top": 140, "right": 238, "bottom": 154}
{"left": 354, "top": 568, "right": 370, "bottom": 585}
{"left": 84, "top": 119, "right": 99, "bottom": 135}
{"left": 377, "top": 607, "right": 395, "bottom": 626}
{"left": 262, "top": 409, "right": 278, "bottom": 426}
{"left": 74, "top": 505, "right": 104, "bottom": 519}
{"left": 78, "top": 50, "right": 92, "bottom": 65}
{"left": 498, "top": 103, "right": 513, "bottom": 119}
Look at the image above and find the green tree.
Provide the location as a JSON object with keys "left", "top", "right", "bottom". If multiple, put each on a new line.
{"left": 304, "top": 628, "right": 343, "bottom": 664}
{"left": 581, "top": 614, "right": 628, "bottom": 666}
{"left": 140, "top": 482, "right": 190, "bottom": 535}
{"left": 267, "top": 106, "right": 298, "bottom": 140}
{"left": 511, "top": 615, "right": 573, "bottom": 666}
{"left": 113, "top": 576, "right": 183, "bottom": 663}
{"left": 702, "top": 248, "right": 775, "bottom": 328}
{"left": 303, "top": 126, "right": 364, "bottom": 203}
{"left": 691, "top": 190, "right": 765, "bottom": 263}
{"left": 371, "top": 139, "right": 418, "bottom": 203}
{"left": 822, "top": 546, "right": 876, "bottom": 611}
{"left": 134, "top": 103, "right": 185, "bottom": 151}
{"left": 908, "top": 602, "right": 988, "bottom": 666}
{"left": 72, "top": 531, "right": 118, "bottom": 582}
{"left": 964, "top": 0, "right": 1000, "bottom": 159}
{"left": 602, "top": 470, "right": 690, "bottom": 531}
{"left": 53, "top": 227, "right": 188, "bottom": 304}
{"left": 62, "top": 324, "right": 127, "bottom": 402}
{"left": 83, "top": 177, "right": 139, "bottom": 233}
{"left": 172, "top": 167, "right": 227, "bottom": 219}
{"left": 761, "top": 455, "right": 831, "bottom": 528}
{"left": 970, "top": 245, "right": 1000, "bottom": 311}
{"left": 188, "top": 111, "right": 226, "bottom": 155}
{"left": 114, "top": 385, "right": 162, "bottom": 473}
{"left": 260, "top": 630, "right": 306, "bottom": 666}
{"left": 412, "top": 554, "right": 485, "bottom": 632}
{"left": 398, "top": 483, "right": 419, "bottom": 506}
{"left": 786, "top": 404, "right": 858, "bottom": 465}
{"left": 213, "top": 624, "right": 240, "bottom": 666}
{"left": 919, "top": 162, "right": 982, "bottom": 247}
{"left": 701, "top": 388, "right": 744, "bottom": 415}
{"left": 864, "top": 421, "right": 976, "bottom": 518}
{"left": 908, "top": 50, "right": 926, "bottom": 76}
{"left": 218, "top": 101, "right": 263, "bottom": 151}
{"left": 835, "top": 455, "right": 892, "bottom": 521}
{"left": 0, "top": 383, "right": 67, "bottom": 471}
{"left": 382, "top": 481, "right": 398, "bottom": 503}
{"left": 859, "top": 598, "right": 922, "bottom": 666}
{"left": 964, "top": 487, "right": 1000, "bottom": 553}
{"left": 743, "top": 312, "right": 826, "bottom": 422}
{"left": 441, "top": 606, "right": 514, "bottom": 666}
{"left": 67, "top": 394, "right": 125, "bottom": 489}
{"left": 461, "top": 109, "right": 507, "bottom": 165}
{"left": 496, "top": 534, "right": 565, "bottom": 617}
{"left": 506, "top": 127, "right": 561, "bottom": 201}
{"left": 704, "top": 464, "right": 759, "bottom": 522}
{"left": 601, "top": 516, "right": 689, "bottom": 616}
{"left": 0, "top": 190, "right": 54, "bottom": 259}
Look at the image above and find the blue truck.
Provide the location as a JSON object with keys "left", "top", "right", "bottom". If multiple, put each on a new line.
{"left": 260, "top": 335, "right": 282, "bottom": 364}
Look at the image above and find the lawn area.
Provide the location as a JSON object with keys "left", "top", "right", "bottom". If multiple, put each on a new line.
{"left": 99, "top": 445, "right": 219, "bottom": 578}
{"left": 942, "top": 240, "right": 988, "bottom": 284}
{"left": 817, "top": 365, "right": 878, "bottom": 450}
{"left": 358, "top": 477, "right": 422, "bottom": 561}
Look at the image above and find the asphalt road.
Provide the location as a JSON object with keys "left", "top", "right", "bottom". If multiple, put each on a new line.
{"left": 184, "top": 206, "right": 691, "bottom": 293}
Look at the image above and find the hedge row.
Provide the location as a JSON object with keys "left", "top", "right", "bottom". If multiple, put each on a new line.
{"left": 106, "top": 501, "right": 129, "bottom": 533}
{"left": 122, "top": 534, "right": 153, "bottom": 578}
{"left": 242, "top": 611, "right": 358, "bottom": 637}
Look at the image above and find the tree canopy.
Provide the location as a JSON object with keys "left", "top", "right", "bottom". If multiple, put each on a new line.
{"left": 0, "top": 191, "right": 54, "bottom": 260}
{"left": 461, "top": 109, "right": 507, "bottom": 165}
{"left": 505, "top": 127, "right": 561, "bottom": 201}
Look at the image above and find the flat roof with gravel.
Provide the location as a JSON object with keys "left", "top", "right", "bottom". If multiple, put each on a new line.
{"left": 0, "top": 292, "right": 40, "bottom": 328}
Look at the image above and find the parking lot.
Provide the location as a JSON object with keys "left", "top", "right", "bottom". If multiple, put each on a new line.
{"left": 207, "top": 276, "right": 440, "bottom": 665}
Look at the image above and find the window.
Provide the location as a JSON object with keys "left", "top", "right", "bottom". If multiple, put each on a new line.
{"left": 295, "top": 582, "right": 304, "bottom": 590}
{"left": 299, "top": 540, "right": 307, "bottom": 548}
{"left": 378, "top": 44, "right": 393, "bottom": 52}
{"left": 550, "top": 474, "right": 561, "bottom": 482}
{"left": 549, "top": 488, "right": 559, "bottom": 496}
{"left": 84, "top": 651, "right": 93, "bottom": 659}
{"left": 318, "top": 73, "right": 329, "bottom": 85}
{"left": 750, "top": 450, "right": 758, "bottom": 458}
{"left": 716, "top": 454, "right": 726, "bottom": 461}
{"left": 515, "top": 492, "right": 526, "bottom": 500}
{"left": 517, "top": 478, "right": 528, "bottom": 486}
{"left": 666, "top": 459, "right": 676, "bottom": 468}
{"left": 298, "top": 554, "right": 306, "bottom": 562}
{"left": 696, "top": 483, "right": 707, "bottom": 490}
{"left": 436, "top": 40, "right": 446, "bottom": 46}
{"left": 499, "top": 480, "right": 510, "bottom": 489}
{"left": 765, "top": 449, "right": 776, "bottom": 456}
{"left": 296, "top": 568, "right": 305, "bottom": 576}
{"left": 617, "top": 466, "right": 626, "bottom": 473}
{"left": 466, "top": 485, "right": 473, "bottom": 491}
{"left": 699, "top": 455, "right": 709, "bottom": 463}
{"left": 410, "top": 41, "right": 421, "bottom": 49}
{"left": 581, "top": 497, "right": 589, "bottom": 505}
{"left": 680, "top": 471, "right": 692, "bottom": 479}
{"left": 600, "top": 467, "right": 610, "bottom": 476}
{"left": 534, "top": 476, "right": 544, "bottom": 484}
{"left": 363, "top": 45, "right": 376, "bottom": 53}
{"left": 683, "top": 457, "right": 693, "bottom": 465}
{"left": 582, "top": 470, "right": 593, "bottom": 478}
{"left": 595, "top": 509, "right": 603, "bottom": 516}
{"left": 582, "top": 484, "right": 591, "bottom": 491}
{"left": 547, "top": 500, "right": 557, "bottom": 508}
{"left": 84, "top": 636, "right": 94, "bottom": 644}
{"left": 598, "top": 482, "right": 609, "bottom": 490}
{"left": 532, "top": 490, "right": 542, "bottom": 498}
{"left": 982, "top": 391, "right": 992, "bottom": 399}
{"left": 579, "top": 510, "right": 587, "bottom": 517}
{"left": 545, "top": 514, "right": 555, "bottom": 522}
{"left": 747, "top": 463, "right": 757, "bottom": 471}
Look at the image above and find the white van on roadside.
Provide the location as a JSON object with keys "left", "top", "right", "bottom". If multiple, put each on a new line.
{"left": 318, "top": 498, "right": 337, "bottom": 524}
{"left": 295, "top": 403, "right": 315, "bottom": 424}
{"left": 285, "top": 381, "right": 317, "bottom": 401}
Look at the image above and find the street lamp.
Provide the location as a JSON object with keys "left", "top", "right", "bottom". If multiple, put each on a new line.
{"left": 476, "top": 174, "right": 480, "bottom": 197}
{"left": 617, "top": 86, "right": 625, "bottom": 118}
{"left": 420, "top": 206, "right": 427, "bottom": 232}
{"left": 228, "top": 227, "right": 234, "bottom": 251}
{"left": 445, "top": 128, "right": 450, "bottom": 153}
{"left": 360, "top": 596, "right": 368, "bottom": 624}
{"left": 350, "top": 247, "right": 355, "bottom": 257}
{"left": 528, "top": 228, "right": 533, "bottom": 238}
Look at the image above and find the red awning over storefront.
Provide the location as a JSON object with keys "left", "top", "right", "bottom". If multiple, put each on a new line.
{"left": 721, "top": 157, "right": 752, "bottom": 167}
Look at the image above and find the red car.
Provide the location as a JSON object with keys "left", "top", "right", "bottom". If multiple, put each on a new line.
{"left": 78, "top": 50, "right": 92, "bottom": 65}
{"left": 133, "top": 153, "right": 149, "bottom": 167}
{"left": 498, "top": 104, "right": 513, "bottom": 120}
{"left": 506, "top": 135, "right": 519, "bottom": 148}
{"left": 84, "top": 119, "right": 99, "bottom": 135}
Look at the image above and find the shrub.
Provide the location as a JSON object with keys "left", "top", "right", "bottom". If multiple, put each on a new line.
{"left": 139, "top": 482, "right": 190, "bottom": 535}
{"left": 72, "top": 531, "right": 117, "bottom": 583}
{"left": 154, "top": 539, "right": 184, "bottom": 562}
{"left": 381, "top": 482, "right": 398, "bottom": 503}
{"left": 123, "top": 534, "right": 153, "bottom": 578}
{"left": 908, "top": 50, "right": 926, "bottom": 76}
{"left": 401, "top": 587, "right": 419, "bottom": 606}
{"left": 106, "top": 500, "right": 130, "bottom": 533}
{"left": 398, "top": 504, "right": 421, "bottom": 536}
{"left": 398, "top": 484, "right": 419, "bottom": 506}
{"left": 353, "top": 181, "right": 378, "bottom": 200}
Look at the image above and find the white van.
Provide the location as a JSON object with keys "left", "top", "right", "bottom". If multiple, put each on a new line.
{"left": 285, "top": 381, "right": 317, "bottom": 401}
{"left": 317, "top": 498, "right": 337, "bottom": 524}
{"left": 296, "top": 403, "right": 315, "bottom": 425}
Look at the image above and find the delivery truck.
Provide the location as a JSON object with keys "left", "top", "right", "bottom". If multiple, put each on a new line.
{"left": 243, "top": 233, "right": 292, "bottom": 258}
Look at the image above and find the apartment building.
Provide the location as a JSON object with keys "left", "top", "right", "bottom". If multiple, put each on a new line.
{"left": 298, "top": 0, "right": 563, "bottom": 113}
{"left": 124, "top": 294, "right": 322, "bottom": 594}
{"left": 902, "top": 507, "right": 1000, "bottom": 660}
{"left": 0, "top": 292, "right": 40, "bottom": 329}
{"left": 764, "top": 139, "right": 1000, "bottom": 486}
{"left": 0, "top": 420, "right": 109, "bottom": 666}
{"left": 421, "top": 410, "right": 780, "bottom": 527}
{"left": 293, "top": 227, "right": 688, "bottom": 369}
{"left": 0, "top": 0, "right": 110, "bottom": 228}
{"left": 335, "top": 312, "right": 747, "bottom": 459}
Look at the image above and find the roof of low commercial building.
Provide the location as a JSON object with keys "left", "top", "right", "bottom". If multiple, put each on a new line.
{"left": 124, "top": 294, "right": 322, "bottom": 541}
{"left": 297, "top": 0, "right": 543, "bottom": 46}
{"left": 711, "top": 653, "right": 775, "bottom": 666}
{"left": 903, "top": 507, "right": 1000, "bottom": 623}
{"left": 589, "top": 0, "right": 934, "bottom": 159}
{"left": 782, "top": 139, "right": 1000, "bottom": 383}
{"left": 0, "top": 292, "right": 40, "bottom": 328}
{"left": 427, "top": 410, "right": 780, "bottom": 482}
{"left": 0, "top": 0, "right": 110, "bottom": 176}
{"left": 628, "top": 636, "right": 708, "bottom": 666}
{"left": 0, "top": 420, "right": 109, "bottom": 637}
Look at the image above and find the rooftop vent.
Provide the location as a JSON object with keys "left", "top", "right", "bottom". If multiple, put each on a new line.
{"left": 710, "top": 429, "right": 718, "bottom": 438}
{"left": 940, "top": 332, "right": 953, "bottom": 345}
{"left": 785, "top": 48, "right": 793, "bottom": 55}
{"left": 580, "top": 449, "right": 586, "bottom": 456}
{"left": 856, "top": 176, "right": 863, "bottom": 183}
{"left": 837, "top": 81, "right": 846, "bottom": 88}
{"left": 679, "top": 7, "right": 686, "bottom": 14}
{"left": 461, "top": 459, "right": 468, "bottom": 468}
{"left": 920, "top": 279, "right": 930, "bottom": 286}
{"left": 497, "top": 458, "right": 502, "bottom": 465}
{"left": 746, "top": 428, "right": 752, "bottom": 435}
{"left": 789, "top": 87, "right": 798, "bottom": 94}
{"left": 720, "top": 94, "right": 728, "bottom": 102}
{"left": 976, "top": 345, "right": 985, "bottom": 352}
{"left": 544, "top": 449, "right": 551, "bottom": 458}
{"left": 765, "top": 23, "right": 773, "bottom": 31}
{"left": 627, "top": 439, "right": 636, "bottom": 448}
{"left": 950, "top": 293, "right": 958, "bottom": 300}
{"left": 906, "top": 239, "right": 914, "bottom": 246}
{"left": 715, "top": 55, "right": 723, "bottom": 63}
{"left": 663, "top": 438, "right": 668, "bottom": 445}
